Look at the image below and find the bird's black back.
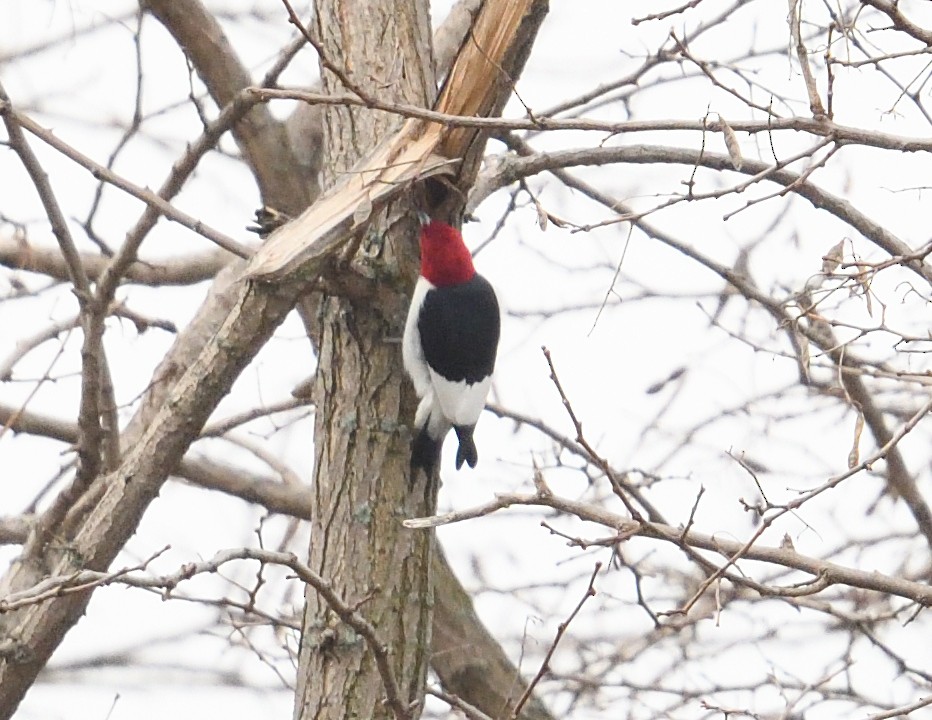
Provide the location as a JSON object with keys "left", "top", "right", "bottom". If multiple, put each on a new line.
{"left": 418, "top": 274, "right": 500, "bottom": 384}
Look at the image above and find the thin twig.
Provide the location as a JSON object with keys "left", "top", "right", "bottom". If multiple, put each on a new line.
{"left": 0, "top": 81, "right": 112, "bottom": 487}
{"left": 862, "top": 692, "right": 932, "bottom": 719}
{"left": 0, "top": 316, "right": 80, "bottom": 381}
{"left": 542, "top": 346, "right": 644, "bottom": 521}
{"left": 632, "top": 0, "right": 706, "bottom": 25}
{"left": 512, "top": 562, "right": 601, "bottom": 718}
{"left": 427, "top": 687, "right": 495, "bottom": 720}
{"left": 788, "top": 0, "right": 827, "bottom": 118}
{"left": 0, "top": 84, "right": 91, "bottom": 294}
{"left": 668, "top": 395, "right": 932, "bottom": 616}
{"left": 94, "top": 89, "right": 264, "bottom": 301}
{"left": 248, "top": 87, "right": 932, "bottom": 152}
{"left": 405, "top": 417, "right": 932, "bottom": 609}
{"left": 201, "top": 397, "right": 311, "bottom": 437}
{"left": 280, "top": 0, "right": 377, "bottom": 105}
{"left": 6, "top": 106, "right": 252, "bottom": 259}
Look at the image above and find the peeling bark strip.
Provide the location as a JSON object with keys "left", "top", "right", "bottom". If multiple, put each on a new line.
{"left": 246, "top": 0, "right": 550, "bottom": 281}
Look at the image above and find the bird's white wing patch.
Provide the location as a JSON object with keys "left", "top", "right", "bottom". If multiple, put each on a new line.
{"left": 402, "top": 277, "right": 434, "bottom": 398}
{"left": 430, "top": 370, "right": 491, "bottom": 426}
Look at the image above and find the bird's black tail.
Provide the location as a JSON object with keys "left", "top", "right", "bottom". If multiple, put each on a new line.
{"left": 411, "top": 426, "right": 443, "bottom": 482}
{"left": 453, "top": 425, "right": 478, "bottom": 469}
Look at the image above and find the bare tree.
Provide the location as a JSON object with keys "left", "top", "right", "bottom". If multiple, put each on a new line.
{"left": 3, "top": 1, "right": 932, "bottom": 719}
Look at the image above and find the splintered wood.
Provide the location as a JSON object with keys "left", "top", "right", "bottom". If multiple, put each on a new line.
{"left": 245, "top": 0, "right": 543, "bottom": 281}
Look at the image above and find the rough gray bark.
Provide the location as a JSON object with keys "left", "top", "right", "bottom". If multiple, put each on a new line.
{"left": 291, "top": 2, "right": 437, "bottom": 718}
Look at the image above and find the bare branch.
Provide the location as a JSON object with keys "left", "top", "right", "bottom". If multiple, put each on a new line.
{"left": 6, "top": 106, "right": 252, "bottom": 260}
{"left": 0, "top": 85, "right": 91, "bottom": 295}
{"left": 144, "top": 0, "right": 312, "bottom": 215}
{"left": 0, "top": 271, "right": 306, "bottom": 711}
{"left": 251, "top": 87, "right": 932, "bottom": 153}
{"left": 0, "top": 548, "right": 412, "bottom": 719}
{"left": 0, "top": 237, "right": 228, "bottom": 285}
{"left": 861, "top": 0, "right": 932, "bottom": 46}
{"left": 469, "top": 141, "right": 932, "bottom": 287}
{"left": 788, "top": 0, "right": 827, "bottom": 118}
{"left": 0, "top": 518, "right": 30, "bottom": 547}
{"left": 407, "top": 483, "right": 932, "bottom": 606}
{"left": 512, "top": 563, "right": 600, "bottom": 718}
{"left": 0, "top": 80, "right": 111, "bottom": 503}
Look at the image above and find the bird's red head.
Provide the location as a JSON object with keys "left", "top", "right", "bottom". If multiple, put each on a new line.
{"left": 418, "top": 219, "right": 476, "bottom": 287}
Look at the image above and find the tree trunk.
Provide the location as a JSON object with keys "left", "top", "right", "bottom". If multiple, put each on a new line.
{"left": 293, "top": 2, "right": 436, "bottom": 719}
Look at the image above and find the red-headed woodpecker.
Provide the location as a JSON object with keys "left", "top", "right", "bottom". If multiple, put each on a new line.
{"left": 403, "top": 215, "right": 500, "bottom": 478}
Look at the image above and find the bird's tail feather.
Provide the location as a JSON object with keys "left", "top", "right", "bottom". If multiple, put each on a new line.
{"left": 453, "top": 425, "right": 478, "bottom": 469}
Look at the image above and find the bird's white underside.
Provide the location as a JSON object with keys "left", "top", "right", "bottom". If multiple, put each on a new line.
{"left": 429, "top": 370, "right": 491, "bottom": 426}
{"left": 403, "top": 276, "right": 491, "bottom": 439}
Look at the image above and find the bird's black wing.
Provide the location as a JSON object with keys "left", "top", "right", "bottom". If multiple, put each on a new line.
{"left": 418, "top": 274, "right": 500, "bottom": 384}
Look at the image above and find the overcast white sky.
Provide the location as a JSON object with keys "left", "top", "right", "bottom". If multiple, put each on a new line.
{"left": 3, "top": 1, "right": 932, "bottom": 718}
